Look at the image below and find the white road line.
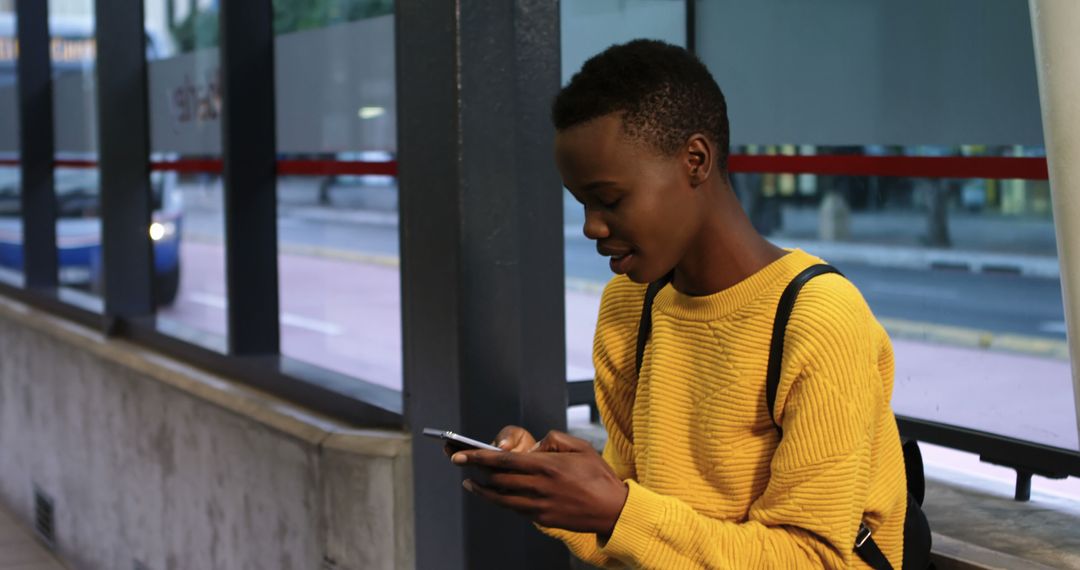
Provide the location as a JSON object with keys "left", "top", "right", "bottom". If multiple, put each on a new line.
{"left": 186, "top": 292, "right": 345, "bottom": 336}
{"left": 187, "top": 292, "right": 226, "bottom": 309}
{"left": 280, "top": 313, "right": 345, "bottom": 336}
{"left": 1039, "top": 320, "right": 1069, "bottom": 335}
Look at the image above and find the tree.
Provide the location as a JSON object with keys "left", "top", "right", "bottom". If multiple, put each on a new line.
{"left": 168, "top": 0, "right": 393, "bottom": 53}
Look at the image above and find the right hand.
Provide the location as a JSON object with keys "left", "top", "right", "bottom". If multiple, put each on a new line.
{"left": 493, "top": 425, "right": 537, "bottom": 452}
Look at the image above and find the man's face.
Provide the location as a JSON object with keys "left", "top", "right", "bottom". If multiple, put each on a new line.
{"left": 555, "top": 114, "right": 703, "bottom": 283}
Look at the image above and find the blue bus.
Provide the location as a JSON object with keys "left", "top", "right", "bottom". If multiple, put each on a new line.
{"left": 0, "top": 14, "right": 182, "bottom": 305}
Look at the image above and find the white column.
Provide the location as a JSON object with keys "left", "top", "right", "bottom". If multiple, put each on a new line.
{"left": 1030, "top": 0, "right": 1080, "bottom": 447}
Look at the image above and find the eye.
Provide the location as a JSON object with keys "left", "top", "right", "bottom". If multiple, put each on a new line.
{"left": 600, "top": 197, "right": 621, "bottom": 210}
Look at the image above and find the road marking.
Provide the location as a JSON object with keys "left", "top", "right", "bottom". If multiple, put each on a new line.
{"left": 878, "top": 317, "right": 1070, "bottom": 360}
{"left": 1039, "top": 320, "right": 1069, "bottom": 335}
{"left": 186, "top": 292, "right": 345, "bottom": 336}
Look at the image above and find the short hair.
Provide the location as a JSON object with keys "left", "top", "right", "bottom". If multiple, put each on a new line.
{"left": 552, "top": 39, "right": 730, "bottom": 173}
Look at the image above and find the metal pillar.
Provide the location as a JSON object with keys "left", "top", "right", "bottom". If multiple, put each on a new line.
{"left": 397, "top": 1, "right": 568, "bottom": 568}
{"left": 1030, "top": 0, "right": 1080, "bottom": 450}
{"left": 96, "top": 0, "right": 154, "bottom": 321}
{"left": 15, "top": 0, "right": 58, "bottom": 289}
{"left": 218, "top": 0, "right": 280, "bottom": 355}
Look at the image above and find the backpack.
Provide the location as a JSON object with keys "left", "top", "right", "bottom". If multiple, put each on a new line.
{"left": 635, "top": 264, "right": 932, "bottom": 570}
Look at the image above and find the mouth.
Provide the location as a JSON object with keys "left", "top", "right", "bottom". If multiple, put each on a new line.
{"left": 600, "top": 249, "right": 635, "bottom": 275}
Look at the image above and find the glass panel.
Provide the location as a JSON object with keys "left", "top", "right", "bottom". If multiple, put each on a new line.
{"left": 728, "top": 145, "right": 1077, "bottom": 451}
{"left": 273, "top": 2, "right": 400, "bottom": 389}
{"left": 49, "top": 0, "right": 101, "bottom": 305}
{"left": 693, "top": 0, "right": 1078, "bottom": 452}
{"left": 560, "top": 1, "right": 686, "bottom": 427}
{"left": 0, "top": 4, "right": 20, "bottom": 284}
{"left": 144, "top": 0, "right": 227, "bottom": 351}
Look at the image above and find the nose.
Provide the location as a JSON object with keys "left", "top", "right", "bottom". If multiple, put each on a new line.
{"left": 582, "top": 207, "right": 610, "bottom": 240}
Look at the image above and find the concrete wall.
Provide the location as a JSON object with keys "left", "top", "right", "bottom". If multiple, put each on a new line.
{"left": 0, "top": 296, "right": 413, "bottom": 570}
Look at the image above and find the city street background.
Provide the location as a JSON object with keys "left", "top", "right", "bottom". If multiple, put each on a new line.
{"left": 157, "top": 178, "right": 1078, "bottom": 454}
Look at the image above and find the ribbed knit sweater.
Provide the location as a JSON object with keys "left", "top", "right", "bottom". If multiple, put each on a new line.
{"left": 545, "top": 249, "right": 908, "bottom": 569}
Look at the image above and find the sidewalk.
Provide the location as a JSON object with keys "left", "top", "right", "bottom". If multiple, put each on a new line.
{"left": 772, "top": 206, "right": 1060, "bottom": 278}
{"left": 0, "top": 504, "right": 66, "bottom": 570}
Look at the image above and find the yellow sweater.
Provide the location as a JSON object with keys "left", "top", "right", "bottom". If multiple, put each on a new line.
{"left": 546, "top": 250, "right": 908, "bottom": 569}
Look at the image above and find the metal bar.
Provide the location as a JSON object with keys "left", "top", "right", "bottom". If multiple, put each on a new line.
{"left": 95, "top": 0, "right": 154, "bottom": 321}
{"left": 567, "top": 379, "right": 596, "bottom": 407}
{"left": 1, "top": 156, "right": 1051, "bottom": 181}
{"left": 15, "top": 0, "right": 58, "bottom": 288}
{"left": 727, "top": 155, "right": 1049, "bottom": 180}
{"left": 897, "top": 416, "right": 1080, "bottom": 477}
{"left": 218, "top": 0, "right": 280, "bottom": 355}
{"left": 1030, "top": 0, "right": 1080, "bottom": 453}
{"left": 398, "top": 1, "right": 567, "bottom": 568}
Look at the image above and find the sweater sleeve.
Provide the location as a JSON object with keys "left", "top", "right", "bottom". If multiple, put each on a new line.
{"left": 594, "top": 276, "right": 885, "bottom": 569}
{"left": 537, "top": 277, "right": 644, "bottom": 569}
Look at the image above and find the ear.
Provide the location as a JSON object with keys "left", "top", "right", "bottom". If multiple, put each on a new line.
{"left": 685, "top": 133, "right": 713, "bottom": 187}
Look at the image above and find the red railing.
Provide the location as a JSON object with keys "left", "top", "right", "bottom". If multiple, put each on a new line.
{"left": 727, "top": 155, "right": 1048, "bottom": 180}
{"left": 0, "top": 155, "right": 1051, "bottom": 180}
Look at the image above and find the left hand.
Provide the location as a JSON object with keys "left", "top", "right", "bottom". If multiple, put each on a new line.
{"left": 450, "top": 430, "right": 629, "bottom": 536}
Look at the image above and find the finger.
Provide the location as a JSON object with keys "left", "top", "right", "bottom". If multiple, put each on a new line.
{"left": 452, "top": 449, "right": 542, "bottom": 473}
{"left": 536, "top": 430, "right": 591, "bottom": 453}
{"left": 486, "top": 471, "right": 545, "bottom": 495}
{"left": 494, "top": 425, "right": 523, "bottom": 447}
{"left": 464, "top": 479, "right": 542, "bottom": 515}
{"left": 494, "top": 425, "right": 535, "bottom": 452}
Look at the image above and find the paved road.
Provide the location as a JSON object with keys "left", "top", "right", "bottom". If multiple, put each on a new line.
{"left": 184, "top": 193, "right": 1069, "bottom": 343}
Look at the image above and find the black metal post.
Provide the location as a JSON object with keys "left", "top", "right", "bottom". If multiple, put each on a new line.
{"left": 218, "top": 0, "right": 280, "bottom": 355}
{"left": 1014, "top": 470, "right": 1033, "bottom": 502}
{"left": 96, "top": 0, "right": 154, "bottom": 321}
{"left": 686, "top": 0, "right": 697, "bottom": 55}
{"left": 398, "top": 1, "right": 567, "bottom": 569}
{"left": 16, "top": 0, "right": 58, "bottom": 289}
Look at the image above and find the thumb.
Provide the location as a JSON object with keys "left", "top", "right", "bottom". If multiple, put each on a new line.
{"left": 535, "top": 430, "right": 589, "bottom": 453}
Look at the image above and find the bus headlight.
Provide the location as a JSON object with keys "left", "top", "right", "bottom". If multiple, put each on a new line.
{"left": 150, "top": 221, "right": 177, "bottom": 241}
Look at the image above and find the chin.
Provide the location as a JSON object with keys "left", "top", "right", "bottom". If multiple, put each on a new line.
{"left": 625, "top": 266, "right": 657, "bottom": 285}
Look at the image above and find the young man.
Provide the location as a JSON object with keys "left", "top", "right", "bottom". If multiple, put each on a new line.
{"left": 450, "top": 39, "right": 909, "bottom": 569}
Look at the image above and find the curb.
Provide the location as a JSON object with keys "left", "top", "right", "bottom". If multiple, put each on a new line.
{"left": 773, "top": 238, "right": 1060, "bottom": 279}
{"left": 878, "top": 317, "right": 1069, "bottom": 360}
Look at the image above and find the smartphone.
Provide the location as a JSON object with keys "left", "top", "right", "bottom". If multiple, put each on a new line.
{"left": 422, "top": 428, "right": 503, "bottom": 452}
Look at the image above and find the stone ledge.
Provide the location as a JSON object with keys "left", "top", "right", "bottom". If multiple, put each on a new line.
{"left": 0, "top": 294, "right": 409, "bottom": 457}
{"left": 931, "top": 532, "right": 1058, "bottom": 570}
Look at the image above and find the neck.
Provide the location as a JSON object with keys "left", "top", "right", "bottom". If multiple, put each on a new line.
{"left": 672, "top": 179, "right": 786, "bottom": 296}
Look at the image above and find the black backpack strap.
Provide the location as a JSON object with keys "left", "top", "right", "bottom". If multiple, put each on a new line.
{"left": 855, "top": 522, "right": 894, "bottom": 570}
{"left": 635, "top": 272, "right": 674, "bottom": 377}
{"left": 764, "top": 263, "right": 903, "bottom": 570}
{"left": 765, "top": 263, "right": 842, "bottom": 436}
